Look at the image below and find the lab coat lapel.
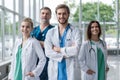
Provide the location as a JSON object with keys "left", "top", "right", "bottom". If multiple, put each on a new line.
{"left": 66, "top": 27, "right": 72, "bottom": 41}
{"left": 92, "top": 44, "right": 97, "bottom": 55}
{"left": 54, "top": 25, "right": 60, "bottom": 47}
{"left": 22, "top": 37, "right": 32, "bottom": 52}
{"left": 21, "top": 37, "right": 32, "bottom": 68}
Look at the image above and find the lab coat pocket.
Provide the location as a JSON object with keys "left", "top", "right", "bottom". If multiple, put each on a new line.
{"left": 66, "top": 38, "right": 72, "bottom": 46}
{"left": 48, "top": 61, "right": 57, "bottom": 79}
{"left": 25, "top": 76, "right": 32, "bottom": 80}
{"left": 25, "top": 75, "right": 36, "bottom": 80}
{"left": 25, "top": 47, "right": 33, "bottom": 59}
{"left": 86, "top": 74, "right": 94, "bottom": 80}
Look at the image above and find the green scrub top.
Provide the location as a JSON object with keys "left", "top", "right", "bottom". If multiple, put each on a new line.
{"left": 97, "top": 47, "right": 105, "bottom": 80}
{"left": 14, "top": 45, "right": 22, "bottom": 80}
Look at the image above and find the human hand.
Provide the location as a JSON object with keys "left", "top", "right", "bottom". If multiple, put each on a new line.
{"left": 86, "top": 69, "right": 95, "bottom": 75}
{"left": 40, "top": 41, "right": 44, "bottom": 48}
{"left": 26, "top": 72, "right": 34, "bottom": 77}
{"left": 72, "top": 42, "right": 75, "bottom": 46}
{"left": 106, "top": 67, "right": 109, "bottom": 72}
{"left": 52, "top": 46, "right": 60, "bottom": 53}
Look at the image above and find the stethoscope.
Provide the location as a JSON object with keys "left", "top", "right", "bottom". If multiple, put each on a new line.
{"left": 88, "top": 39, "right": 105, "bottom": 70}
{"left": 89, "top": 39, "right": 104, "bottom": 54}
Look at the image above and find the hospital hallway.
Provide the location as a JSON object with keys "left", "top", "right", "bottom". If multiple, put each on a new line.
{"left": 0, "top": 0, "right": 120, "bottom": 79}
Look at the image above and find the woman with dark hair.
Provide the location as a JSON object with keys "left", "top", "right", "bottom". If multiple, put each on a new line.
{"left": 79, "top": 20, "right": 109, "bottom": 80}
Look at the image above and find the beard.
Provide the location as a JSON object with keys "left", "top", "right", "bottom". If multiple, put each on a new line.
{"left": 58, "top": 19, "right": 68, "bottom": 24}
{"left": 40, "top": 19, "right": 49, "bottom": 23}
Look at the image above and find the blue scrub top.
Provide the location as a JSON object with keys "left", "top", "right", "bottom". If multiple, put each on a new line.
{"left": 31, "top": 25, "right": 54, "bottom": 41}
{"left": 58, "top": 24, "right": 70, "bottom": 80}
{"left": 30, "top": 25, "right": 53, "bottom": 80}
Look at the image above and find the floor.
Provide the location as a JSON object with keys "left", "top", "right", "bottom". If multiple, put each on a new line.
{"left": 107, "top": 55, "right": 120, "bottom": 80}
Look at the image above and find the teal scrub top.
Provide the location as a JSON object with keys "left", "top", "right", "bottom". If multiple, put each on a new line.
{"left": 31, "top": 25, "right": 54, "bottom": 41}
{"left": 91, "top": 41, "right": 105, "bottom": 80}
{"left": 97, "top": 48, "right": 105, "bottom": 80}
{"left": 14, "top": 45, "right": 22, "bottom": 80}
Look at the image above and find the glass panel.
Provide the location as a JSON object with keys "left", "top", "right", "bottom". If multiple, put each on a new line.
{"left": 4, "top": 11, "right": 13, "bottom": 59}
{"left": 15, "top": 0, "right": 19, "bottom": 12}
{"left": 107, "top": 56, "right": 120, "bottom": 80}
{"left": 36, "top": 0, "right": 40, "bottom": 22}
{"left": 105, "top": 25, "right": 117, "bottom": 49}
{"left": 5, "top": 0, "right": 13, "bottom": 11}
{"left": 0, "top": 9, "right": 2, "bottom": 61}
{"left": 0, "top": 0, "right": 1, "bottom": 5}
{"left": 15, "top": 15, "right": 19, "bottom": 37}
{"left": 24, "top": 0, "right": 29, "bottom": 17}
{"left": 30, "top": 0, "right": 33, "bottom": 19}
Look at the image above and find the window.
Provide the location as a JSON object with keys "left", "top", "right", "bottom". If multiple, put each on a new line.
{"left": 0, "top": 9, "right": 2, "bottom": 61}
{"left": 4, "top": 11, "right": 13, "bottom": 59}
{"left": 24, "top": 0, "right": 29, "bottom": 17}
{"left": 15, "top": 0, "right": 19, "bottom": 12}
{"left": 15, "top": 15, "right": 19, "bottom": 36}
{"left": 30, "top": 0, "right": 33, "bottom": 19}
{"left": 104, "top": 25, "right": 118, "bottom": 49}
{"left": 5, "top": 0, "right": 13, "bottom": 11}
{"left": 0, "top": 0, "right": 2, "bottom": 5}
{"left": 36, "top": 0, "right": 40, "bottom": 22}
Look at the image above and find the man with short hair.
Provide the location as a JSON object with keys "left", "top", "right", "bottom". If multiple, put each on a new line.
{"left": 31, "top": 7, "right": 54, "bottom": 80}
{"left": 45, "top": 4, "right": 81, "bottom": 80}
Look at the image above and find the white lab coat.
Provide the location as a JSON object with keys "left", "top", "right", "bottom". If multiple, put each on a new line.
{"left": 45, "top": 24, "right": 82, "bottom": 80}
{"left": 78, "top": 40, "right": 108, "bottom": 80}
{"left": 8, "top": 37, "right": 46, "bottom": 80}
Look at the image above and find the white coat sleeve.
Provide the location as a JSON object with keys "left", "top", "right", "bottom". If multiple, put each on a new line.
{"left": 32, "top": 39, "right": 46, "bottom": 77}
{"left": 8, "top": 40, "right": 19, "bottom": 80}
{"left": 78, "top": 42, "right": 89, "bottom": 72}
{"left": 45, "top": 30, "right": 63, "bottom": 62}
{"left": 61, "top": 29, "right": 81, "bottom": 58}
{"left": 8, "top": 55, "right": 15, "bottom": 80}
{"left": 103, "top": 41, "right": 109, "bottom": 69}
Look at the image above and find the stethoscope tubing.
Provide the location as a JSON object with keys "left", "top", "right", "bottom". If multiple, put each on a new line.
{"left": 89, "top": 39, "right": 104, "bottom": 54}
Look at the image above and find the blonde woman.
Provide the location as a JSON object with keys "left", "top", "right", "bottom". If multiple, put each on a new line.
{"left": 8, "top": 18, "right": 46, "bottom": 80}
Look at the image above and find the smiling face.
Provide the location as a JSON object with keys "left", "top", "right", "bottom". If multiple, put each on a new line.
{"left": 56, "top": 8, "right": 69, "bottom": 25}
{"left": 91, "top": 22, "right": 100, "bottom": 37}
{"left": 20, "top": 21, "right": 33, "bottom": 38}
{"left": 87, "top": 21, "right": 101, "bottom": 40}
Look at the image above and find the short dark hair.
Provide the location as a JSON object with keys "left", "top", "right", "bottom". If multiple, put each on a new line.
{"left": 55, "top": 4, "right": 70, "bottom": 14}
{"left": 40, "top": 7, "right": 52, "bottom": 15}
{"left": 87, "top": 20, "right": 101, "bottom": 40}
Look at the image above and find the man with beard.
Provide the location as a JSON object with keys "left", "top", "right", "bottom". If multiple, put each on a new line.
{"left": 45, "top": 4, "right": 81, "bottom": 80}
{"left": 31, "top": 7, "right": 54, "bottom": 80}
